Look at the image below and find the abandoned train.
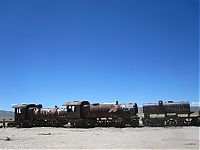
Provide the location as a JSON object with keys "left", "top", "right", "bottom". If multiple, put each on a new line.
{"left": 143, "top": 101, "right": 200, "bottom": 126}
{"left": 11, "top": 101, "right": 139, "bottom": 128}
{"left": 9, "top": 100, "right": 200, "bottom": 128}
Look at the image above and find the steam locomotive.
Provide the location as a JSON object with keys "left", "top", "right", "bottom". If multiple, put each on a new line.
{"left": 11, "top": 101, "right": 139, "bottom": 128}
{"left": 9, "top": 100, "right": 199, "bottom": 128}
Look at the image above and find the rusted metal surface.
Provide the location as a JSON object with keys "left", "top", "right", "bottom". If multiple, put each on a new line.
{"left": 142, "top": 101, "right": 197, "bottom": 127}
{"left": 12, "top": 104, "right": 39, "bottom": 108}
{"left": 89, "top": 104, "right": 121, "bottom": 118}
{"left": 10, "top": 100, "right": 199, "bottom": 128}
{"left": 121, "top": 103, "right": 138, "bottom": 115}
{"left": 62, "top": 101, "right": 90, "bottom": 121}
{"left": 88, "top": 102, "right": 139, "bottom": 127}
{"left": 143, "top": 101, "right": 190, "bottom": 114}
{"left": 63, "top": 101, "right": 90, "bottom": 106}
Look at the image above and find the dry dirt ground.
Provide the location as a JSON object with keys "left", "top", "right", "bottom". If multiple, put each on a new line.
{"left": 0, "top": 127, "right": 199, "bottom": 149}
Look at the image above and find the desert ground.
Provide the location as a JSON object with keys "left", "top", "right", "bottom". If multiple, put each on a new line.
{"left": 0, "top": 126, "right": 199, "bottom": 149}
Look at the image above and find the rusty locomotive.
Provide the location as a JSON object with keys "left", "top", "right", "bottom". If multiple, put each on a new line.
{"left": 10, "top": 101, "right": 139, "bottom": 128}
{"left": 9, "top": 100, "right": 199, "bottom": 128}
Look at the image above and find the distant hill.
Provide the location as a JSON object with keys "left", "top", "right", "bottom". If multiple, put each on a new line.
{"left": 0, "top": 110, "right": 14, "bottom": 121}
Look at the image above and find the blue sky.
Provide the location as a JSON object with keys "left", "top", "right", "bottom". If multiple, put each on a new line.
{"left": 0, "top": 0, "right": 199, "bottom": 110}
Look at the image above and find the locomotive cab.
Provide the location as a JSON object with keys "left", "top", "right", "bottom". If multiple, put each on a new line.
{"left": 63, "top": 101, "right": 90, "bottom": 119}
{"left": 62, "top": 101, "right": 91, "bottom": 127}
{"left": 12, "top": 104, "right": 42, "bottom": 127}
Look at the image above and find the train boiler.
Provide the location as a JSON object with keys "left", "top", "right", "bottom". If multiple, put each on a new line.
{"left": 88, "top": 101, "right": 139, "bottom": 127}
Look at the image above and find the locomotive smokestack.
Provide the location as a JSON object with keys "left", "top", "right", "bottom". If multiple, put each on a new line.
{"left": 116, "top": 101, "right": 119, "bottom": 105}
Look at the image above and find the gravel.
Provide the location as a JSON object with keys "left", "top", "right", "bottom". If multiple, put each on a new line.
{"left": 0, "top": 127, "right": 199, "bottom": 149}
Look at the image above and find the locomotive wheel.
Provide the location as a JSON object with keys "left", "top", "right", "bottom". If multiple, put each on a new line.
{"left": 191, "top": 118, "right": 199, "bottom": 126}
{"left": 36, "top": 121, "right": 46, "bottom": 127}
{"left": 177, "top": 119, "right": 184, "bottom": 126}
{"left": 183, "top": 120, "right": 190, "bottom": 126}
{"left": 21, "top": 120, "right": 32, "bottom": 128}
{"left": 130, "top": 120, "right": 139, "bottom": 127}
{"left": 166, "top": 120, "right": 177, "bottom": 127}
{"left": 76, "top": 121, "right": 87, "bottom": 128}
{"left": 88, "top": 120, "right": 96, "bottom": 128}
{"left": 142, "top": 119, "right": 150, "bottom": 126}
{"left": 72, "top": 119, "right": 90, "bottom": 128}
{"left": 115, "top": 122, "right": 125, "bottom": 128}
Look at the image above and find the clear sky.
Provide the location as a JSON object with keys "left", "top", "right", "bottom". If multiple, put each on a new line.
{"left": 0, "top": 0, "right": 199, "bottom": 110}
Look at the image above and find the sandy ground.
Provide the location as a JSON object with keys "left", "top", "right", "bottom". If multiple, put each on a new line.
{"left": 0, "top": 127, "right": 199, "bottom": 149}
